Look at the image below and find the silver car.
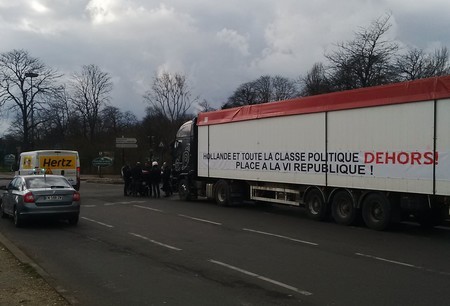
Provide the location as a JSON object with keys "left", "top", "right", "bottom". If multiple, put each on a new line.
{"left": 0, "top": 175, "right": 80, "bottom": 227}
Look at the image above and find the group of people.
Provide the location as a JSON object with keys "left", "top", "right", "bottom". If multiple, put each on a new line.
{"left": 121, "top": 161, "right": 173, "bottom": 198}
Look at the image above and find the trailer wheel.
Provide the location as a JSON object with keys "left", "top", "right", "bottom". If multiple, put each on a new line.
{"left": 305, "top": 189, "right": 327, "bottom": 221}
{"left": 178, "top": 179, "right": 191, "bottom": 201}
{"left": 214, "top": 180, "right": 230, "bottom": 206}
{"left": 331, "top": 190, "right": 356, "bottom": 226}
{"left": 362, "top": 193, "right": 391, "bottom": 231}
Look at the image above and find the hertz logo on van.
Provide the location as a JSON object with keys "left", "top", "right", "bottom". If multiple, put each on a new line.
{"left": 39, "top": 156, "right": 76, "bottom": 169}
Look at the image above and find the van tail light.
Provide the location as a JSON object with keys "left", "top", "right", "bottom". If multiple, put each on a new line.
{"left": 76, "top": 167, "right": 81, "bottom": 191}
{"left": 73, "top": 191, "right": 80, "bottom": 202}
{"left": 24, "top": 192, "right": 35, "bottom": 203}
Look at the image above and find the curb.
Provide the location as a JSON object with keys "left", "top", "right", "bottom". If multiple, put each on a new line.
{"left": 0, "top": 232, "right": 78, "bottom": 304}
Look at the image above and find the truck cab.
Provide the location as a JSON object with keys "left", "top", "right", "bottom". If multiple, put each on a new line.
{"left": 172, "top": 119, "right": 198, "bottom": 200}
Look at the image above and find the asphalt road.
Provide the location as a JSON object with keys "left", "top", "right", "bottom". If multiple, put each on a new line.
{"left": 1, "top": 181, "right": 450, "bottom": 305}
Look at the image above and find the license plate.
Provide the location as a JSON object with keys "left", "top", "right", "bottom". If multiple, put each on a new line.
{"left": 45, "top": 196, "right": 63, "bottom": 200}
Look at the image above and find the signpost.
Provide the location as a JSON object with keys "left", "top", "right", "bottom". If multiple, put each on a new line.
{"left": 92, "top": 156, "right": 113, "bottom": 178}
{"left": 4, "top": 154, "right": 15, "bottom": 165}
{"left": 116, "top": 138, "right": 137, "bottom": 146}
{"left": 92, "top": 157, "right": 113, "bottom": 167}
{"left": 116, "top": 138, "right": 138, "bottom": 164}
{"left": 4, "top": 154, "right": 15, "bottom": 170}
{"left": 116, "top": 143, "right": 138, "bottom": 148}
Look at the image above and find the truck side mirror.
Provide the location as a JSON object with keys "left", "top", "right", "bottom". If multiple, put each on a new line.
{"left": 174, "top": 140, "right": 181, "bottom": 149}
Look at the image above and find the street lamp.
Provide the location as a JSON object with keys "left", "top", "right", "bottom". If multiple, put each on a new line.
{"left": 25, "top": 72, "right": 39, "bottom": 149}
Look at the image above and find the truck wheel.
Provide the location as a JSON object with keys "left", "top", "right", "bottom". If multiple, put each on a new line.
{"left": 305, "top": 189, "right": 327, "bottom": 221}
{"left": 362, "top": 193, "right": 391, "bottom": 231}
{"left": 178, "top": 179, "right": 191, "bottom": 201}
{"left": 13, "top": 208, "right": 24, "bottom": 228}
{"left": 331, "top": 190, "right": 356, "bottom": 226}
{"left": 214, "top": 180, "right": 230, "bottom": 206}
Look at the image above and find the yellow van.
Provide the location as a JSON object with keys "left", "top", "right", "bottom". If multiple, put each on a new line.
{"left": 17, "top": 150, "right": 81, "bottom": 190}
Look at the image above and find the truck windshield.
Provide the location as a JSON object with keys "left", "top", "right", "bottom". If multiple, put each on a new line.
{"left": 176, "top": 121, "right": 193, "bottom": 138}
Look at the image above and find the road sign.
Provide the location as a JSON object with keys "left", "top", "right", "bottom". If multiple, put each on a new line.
{"left": 4, "top": 154, "right": 15, "bottom": 165}
{"left": 116, "top": 143, "right": 138, "bottom": 148}
{"left": 116, "top": 138, "right": 137, "bottom": 144}
{"left": 92, "top": 156, "right": 113, "bottom": 167}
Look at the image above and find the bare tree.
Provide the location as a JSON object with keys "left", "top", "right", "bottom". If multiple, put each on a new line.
{"left": 428, "top": 47, "right": 450, "bottom": 76}
{"left": 224, "top": 81, "right": 258, "bottom": 108}
{"left": 254, "top": 75, "right": 272, "bottom": 103}
{"left": 396, "top": 46, "right": 450, "bottom": 80}
{"left": 39, "top": 86, "right": 73, "bottom": 146}
{"left": 100, "top": 105, "right": 138, "bottom": 135}
{"left": 300, "top": 62, "right": 333, "bottom": 96}
{"left": 143, "top": 72, "right": 197, "bottom": 123}
{"left": 197, "top": 99, "right": 216, "bottom": 112}
{"left": 0, "top": 49, "right": 62, "bottom": 150}
{"left": 325, "top": 14, "right": 398, "bottom": 90}
{"left": 70, "top": 64, "right": 112, "bottom": 142}
{"left": 225, "top": 75, "right": 297, "bottom": 108}
{"left": 271, "top": 75, "right": 298, "bottom": 101}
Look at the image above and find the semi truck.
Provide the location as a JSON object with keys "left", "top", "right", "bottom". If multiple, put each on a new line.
{"left": 172, "top": 75, "right": 450, "bottom": 230}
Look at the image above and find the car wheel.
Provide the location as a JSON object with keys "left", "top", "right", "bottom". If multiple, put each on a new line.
{"left": 0, "top": 202, "right": 7, "bottom": 219}
{"left": 13, "top": 208, "right": 24, "bottom": 228}
{"left": 68, "top": 215, "right": 79, "bottom": 226}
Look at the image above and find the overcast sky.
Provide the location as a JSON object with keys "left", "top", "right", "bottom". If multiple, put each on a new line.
{"left": 1, "top": 0, "right": 449, "bottom": 131}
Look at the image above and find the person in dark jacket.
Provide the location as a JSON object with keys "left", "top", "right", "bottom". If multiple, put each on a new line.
{"left": 142, "top": 161, "right": 152, "bottom": 197}
{"left": 121, "top": 163, "right": 132, "bottom": 196}
{"left": 131, "top": 162, "right": 143, "bottom": 196}
{"left": 161, "top": 162, "right": 173, "bottom": 197}
{"left": 150, "top": 161, "right": 161, "bottom": 198}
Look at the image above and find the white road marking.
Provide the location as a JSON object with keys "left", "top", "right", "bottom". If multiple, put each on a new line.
{"left": 81, "top": 217, "right": 114, "bottom": 228}
{"left": 355, "top": 253, "right": 417, "bottom": 268}
{"left": 129, "top": 233, "right": 182, "bottom": 251}
{"left": 104, "top": 201, "right": 146, "bottom": 206}
{"left": 243, "top": 228, "right": 318, "bottom": 246}
{"left": 178, "top": 214, "right": 222, "bottom": 225}
{"left": 435, "top": 225, "right": 450, "bottom": 231}
{"left": 134, "top": 205, "right": 164, "bottom": 212}
{"left": 355, "top": 252, "right": 450, "bottom": 276}
{"left": 208, "top": 259, "right": 312, "bottom": 296}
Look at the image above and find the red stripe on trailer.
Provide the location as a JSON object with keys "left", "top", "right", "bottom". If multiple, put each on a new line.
{"left": 197, "top": 75, "right": 450, "bottom": 126}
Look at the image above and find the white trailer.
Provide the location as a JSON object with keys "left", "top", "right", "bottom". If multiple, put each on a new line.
{"left": 173, "top": 76, "right": 450, "bottom": 230}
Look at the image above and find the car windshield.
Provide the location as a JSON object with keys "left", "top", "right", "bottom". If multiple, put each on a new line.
{"left": 25, "top": 177, "right": 71, "bottom": 189}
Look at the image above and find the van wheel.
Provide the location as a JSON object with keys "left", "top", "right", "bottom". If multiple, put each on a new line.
{"left": 305, "top": 189, "right": 327, "bottom": 221}
{"left": 214, "top": 180, "right": 230, "bottom": 206}
{"left": 362, "top": 193, "right": 391, "bottom": 231}
{"left": 331, "top": 190, "right": 356, "bottom": 226}
{"left": 14, "top": 208, "right": 24, "bottom": 228}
